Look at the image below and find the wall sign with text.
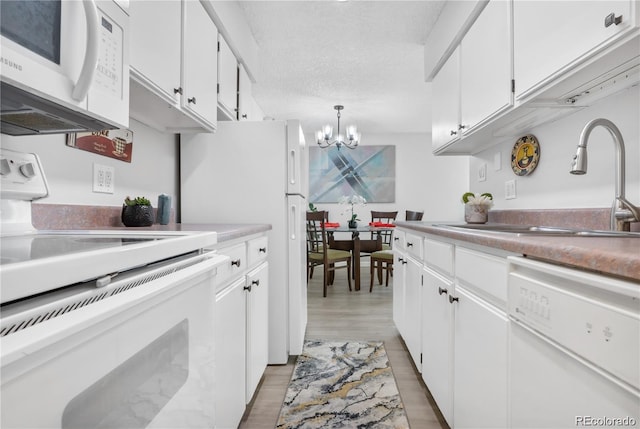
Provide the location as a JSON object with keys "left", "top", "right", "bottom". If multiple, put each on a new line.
{"left": 66, "top": 129, "right": 133, "bottom": 163}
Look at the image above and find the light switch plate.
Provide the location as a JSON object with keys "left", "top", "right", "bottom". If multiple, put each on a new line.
{"left": 478, "top": 163, "right": 487, "bottom": 182}
{"left": 505, "top": 179, "right": 516, "bottom": 199}
{"left": 93, "top": 163, "right": 115, "bottom": 194}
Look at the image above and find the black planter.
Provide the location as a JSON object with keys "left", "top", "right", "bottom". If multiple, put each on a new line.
{"left": 348, "top": 220, "right": 358, "bottom": 229}
{"left": 122, "top": 204, "right": 154, "bottom": 227}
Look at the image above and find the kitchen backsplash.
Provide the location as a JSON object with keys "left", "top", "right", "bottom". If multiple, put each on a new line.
{"left": 32, "top": 203, "right": 175, "bottom": 229}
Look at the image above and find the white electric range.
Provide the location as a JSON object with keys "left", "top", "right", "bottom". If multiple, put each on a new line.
{"left": 0, "top": 148, "right": 227, "bottom": 428}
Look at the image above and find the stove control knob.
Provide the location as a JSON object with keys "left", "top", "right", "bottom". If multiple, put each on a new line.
{"left": 0, "top": 158, "right": 10, "bottom": 175}
{"left": 19, "top": 162, "right": 36, "bottom": 178}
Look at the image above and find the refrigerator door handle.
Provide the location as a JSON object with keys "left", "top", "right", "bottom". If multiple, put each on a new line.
{"left": 289, "top": 202, "right": 297, "bottom": 240}
{"left": 289, "top": 149, "right": 297, "bottom": 186}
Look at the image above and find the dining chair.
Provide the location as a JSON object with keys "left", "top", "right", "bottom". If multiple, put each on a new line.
{"left": 370, "top": 211, "right": 398, "bottom": 250}
{"left": 406, "top": 210, "right": 424, "bottom": 221}
{"left": 308, "top": 210, "right": 331, "bottom": 280}
{"left": 370, "top": 249, "right": 393, "bottom": 292}
{"left": 306, "top": 211, "right": 352, "bottom": 297}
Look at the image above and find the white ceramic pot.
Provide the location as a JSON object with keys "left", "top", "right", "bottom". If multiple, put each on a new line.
{"left": 464, "top": 204, "right": 489, "bottom": 224}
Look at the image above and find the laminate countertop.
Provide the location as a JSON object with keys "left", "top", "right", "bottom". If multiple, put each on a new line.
{"left": 395, "top": 221, "right": 640, "bottom": 282}
{"left": 137, "top": 223, "right": 272, "bottom": 243}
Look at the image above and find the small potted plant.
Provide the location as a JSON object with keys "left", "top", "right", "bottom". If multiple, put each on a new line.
{"left": 461, "top": 192, "right": 493, "bottom": 224}
{"left": 122, "top": 196, "right": 154, "bottom": 227}
{"left": 339, "top": 194, "right": 367, "bottom": 228}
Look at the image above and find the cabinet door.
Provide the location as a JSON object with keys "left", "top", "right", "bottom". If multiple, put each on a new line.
{"left": 129, "top": 0, "right": 181, "bottom": 103}
{"left": 392, "top": 250, "right": 407, "bottom": 337}
{"left": 404, "top": 256, "right": 423, "bottom": 371}
{"left": 453, "top": 286, "right": 508, "bottom": 429}
{"left": 238, "top": 64, "right": 252, "bottom": 121}
{"left": 421, "top": 267, "right": 454, "bottom": 426}
{"left": 431, "top": 47, "right": 460, "bottom": 151}
{"left": 182, "top": 0, "right": 218, "bottom": 126}
{"left": 218, "top": 36, "right": 238, "bottom": 120}
{"left": 461, "top": 0, "right": 512, "bottom": 133}
{"left": 246, "top": 263, "right": 269, "bottom": 403}
{"left": 514, "top": 0, "right": 634, "bottom": 100}
{"left": 215, "top": 278, "right": 247, "bottom": 429}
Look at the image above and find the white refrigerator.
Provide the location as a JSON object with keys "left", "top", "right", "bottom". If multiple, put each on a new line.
{"left": 180, "top": 120, "right": 308, "bottom": 364}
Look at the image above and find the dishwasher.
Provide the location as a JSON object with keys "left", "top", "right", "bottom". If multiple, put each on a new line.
{"left": 507, "top": 256, "right": 639, "bottom": 429}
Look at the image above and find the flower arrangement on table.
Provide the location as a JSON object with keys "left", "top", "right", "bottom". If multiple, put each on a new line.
{"left": 339, "top": 194, "right": 367, "bottom": 228}
{"left": 461, "top": 192, "right": 493, "bottom": 224}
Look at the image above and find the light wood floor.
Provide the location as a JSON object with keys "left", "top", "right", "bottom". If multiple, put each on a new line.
{"left": 239, "top": 266, "right": 448, "bottom": 429}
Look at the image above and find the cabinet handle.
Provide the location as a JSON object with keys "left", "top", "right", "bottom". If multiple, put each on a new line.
{"left": 449, "top": 295, "right": 459, "bottom": 304}
{"left": 174, "top": 87, "right": 183, "bottom": 95}
{"left": 251, "top": 279, "right": 260, "bottom": 287}
{"left": 394, "top": 237, "right": 399, "bottom": 241}
{"left": 188, "top": 96, "right": 197, "bottom": 104}
{"left": 604, "top": 12, "right": 622, "bottom": 27}
{"left": 244, "top": 284, "right": 252, "bottom": 292}
{"left": 397, "top": 257, "right": 404, "bottom": 263}
{"left": 231, "top": 259, "right": 241, "bottom": 267}
{"left": 407, "top": 242, "right": 413, "bottom": 247}
{"left": 438, "top": 287, "right": 448, "bottom": 296}
{"left": 259, "top": 247, "right": 267, "bottom": 253}
{"left": 458, "top": 124, "right": 466, "bottom": 130}
{"left": 402, "top": 260, "right": 408, "bottom": 265}
{"left": 242, "top": 114, "right": 248, "bottom": 119}
{"left": 450, "top": 130, "right": 457, "bottom": 136}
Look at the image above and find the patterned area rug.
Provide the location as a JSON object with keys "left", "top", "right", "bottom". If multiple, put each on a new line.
{"left": 276, "top": 340, "right": 410, "bottom": 429}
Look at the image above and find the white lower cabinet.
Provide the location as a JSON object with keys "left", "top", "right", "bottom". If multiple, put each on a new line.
{"left": 246, "top": 263, "right": 269, "bottom": 403}
{"left": 214, "top": 235, "right": 269, "bottom": 429}
{"left": 215, "top": 278, "right": 246, "bottom": 429}
{"left": 421, "top": 266, "right": 454, "bottom": 426}
{"left": 452, "top": 285, "right": 508, "bottom": 429}
{"left": 404, "top": 256, "right": 423, "bottom": 371}
{"left": 392, "top": 235, "right": 407, "bottom": 336}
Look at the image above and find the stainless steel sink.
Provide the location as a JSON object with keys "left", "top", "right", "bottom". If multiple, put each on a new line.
{"left": 435, "top": 224, "right": 640, "bottom": 238}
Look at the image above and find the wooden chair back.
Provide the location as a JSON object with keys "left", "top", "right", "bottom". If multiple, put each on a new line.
{"left": 370, "top": 210, "right": 398, "bottom": 246}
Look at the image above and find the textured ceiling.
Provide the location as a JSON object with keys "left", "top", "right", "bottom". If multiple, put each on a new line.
{"left": 239, "top": 0, "right": 445, "bottom": 138}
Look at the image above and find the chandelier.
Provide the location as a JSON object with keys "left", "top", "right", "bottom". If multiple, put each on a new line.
{"left": 316, "top": 105, "right": 360, "bottom": 150}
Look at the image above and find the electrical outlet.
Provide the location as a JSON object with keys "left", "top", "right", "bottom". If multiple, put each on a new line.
{"left": 505, "top": 179, "right": 516, "bottom": 200}
{"left": 478, "top": 163, "right": 487, "bottom": 182}
{"left": 93, "top": 163, "right": 115, "bottom": 194}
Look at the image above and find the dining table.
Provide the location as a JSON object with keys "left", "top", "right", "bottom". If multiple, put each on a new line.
{"left": 326, "top": 224, "right": 396, "bottom": 291}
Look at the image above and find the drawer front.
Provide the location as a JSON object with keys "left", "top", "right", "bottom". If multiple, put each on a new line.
{"left": 424, "top": 238, "right": 454, "bottom": 277}
{"left": 405, "top": 232, "right": 423, "bottom": 260}
{"left": 247, "top": 236, "right": 269, "bottom": 268}
{"left": 393, "top": 229, "right": 406, "bottom": 250}
{"left": 455, "top": 247, "right": 507, "bottom": 305}
{"left": 217, "top": 243, "right": 247, "bottom": 287}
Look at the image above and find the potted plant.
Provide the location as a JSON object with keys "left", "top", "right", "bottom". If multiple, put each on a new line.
{"left": 339, "top": 195, "right": 367, "bottom": 228}
{"left": 461, "top": 192, "right": 493, "bottom": 224}
{"left": 121, "top": 196, "right": 154, "bottom": 227}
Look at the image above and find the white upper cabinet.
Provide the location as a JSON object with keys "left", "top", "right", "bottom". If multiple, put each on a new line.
{"left": 460, "top": 0, "right": 512, "bottom": 134}
{"left": 514, "top": 0, "right": 637, "bottom": 101}
{"left": 432, "top": 48, "right": 460, "bottom": 152}
{"left": 129, "top": 1, "right": 181, "bottom": 105}
{"left": 238, "top": 64, "right": 252, "bottom": 121}
{"left": 129, "top": 0, "right": 217, "bottom": 133}
{"left": 432, "top": 0, "right": 512, "bottom": 153}
{"left": 182, "top": 0, "right": 218, "bottom": 125}
{"left": 218, "top": 36, "right": 238, "bottom": 120}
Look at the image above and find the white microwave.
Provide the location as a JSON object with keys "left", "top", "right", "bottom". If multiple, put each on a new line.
{"left": 0, "top": 0, "right": 129, "bottom": 136}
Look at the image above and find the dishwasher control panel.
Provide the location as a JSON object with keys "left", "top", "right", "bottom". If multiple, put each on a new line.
{"left": 508, "top": 257, "right": 640, "bottom": 390}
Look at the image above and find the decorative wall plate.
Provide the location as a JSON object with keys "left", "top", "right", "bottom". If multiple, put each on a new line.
{"left": 511, "top": 134, "right": 540, "bottom": 176}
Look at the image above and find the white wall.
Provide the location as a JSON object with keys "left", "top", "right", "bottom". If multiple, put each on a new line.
{"left": 1, "top": 118, "right": 179, "bottom": 208}
{"left": 468, "top": 85, "right": 640, "bottom": 210}
{"left": 305, "top": 132, "right": 470, "bottom": 223}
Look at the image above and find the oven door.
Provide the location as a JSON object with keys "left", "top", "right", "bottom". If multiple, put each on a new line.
{"left": 1, "top": 252, "right": 227, "bottom": 429}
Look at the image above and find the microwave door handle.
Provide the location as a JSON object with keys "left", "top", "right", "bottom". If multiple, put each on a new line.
{"left": 71, "top": 0, "right": 100, "bottom": 101}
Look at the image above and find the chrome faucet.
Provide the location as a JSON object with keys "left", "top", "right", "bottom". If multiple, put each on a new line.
{"left": 570, "top": 118, "right": 640, "bottom": 231}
